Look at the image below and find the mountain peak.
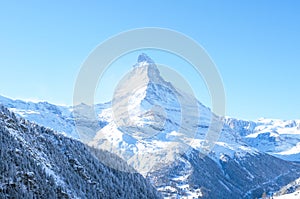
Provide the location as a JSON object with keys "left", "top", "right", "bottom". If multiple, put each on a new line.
{"left": 137, "top": 53, "right": 154, "bottom": 64}
{"left": 132, "top": 54, "right": 163, "bottom": 83}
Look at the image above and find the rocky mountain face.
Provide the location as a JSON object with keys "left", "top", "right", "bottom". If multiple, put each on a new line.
{"left": 0, "top": 105, "right": 161, "bottom": 199}
{"left": 1, "top": 54, "right": 300, "bottom": 198}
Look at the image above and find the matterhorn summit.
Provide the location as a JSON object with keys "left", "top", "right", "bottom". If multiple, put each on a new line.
{"left": 137, "top": 53, "right": 155, "bottom": 64}
{"left": 111, "top": 53, "right": 203, "bottom": 139}
{"left": 90, "top": 54, "right": 206, "bottom": 172}
{"left": 130, "top": 53, "right": 173, "bottom": 87}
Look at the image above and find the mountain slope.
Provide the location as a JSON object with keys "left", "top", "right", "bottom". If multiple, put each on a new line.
{"left": 0, "top": 105, "right": 161, "bottom": 199}
{"left": 150, "top": 149, "right": 300, "bottom": 198}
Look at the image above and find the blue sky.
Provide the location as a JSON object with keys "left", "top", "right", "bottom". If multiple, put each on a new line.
{"left": 0, "top": 1, "right": 299, "bottom": 120}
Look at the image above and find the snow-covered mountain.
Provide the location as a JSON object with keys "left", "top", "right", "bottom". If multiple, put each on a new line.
{"left": 225, "top": 118, "right": 300, "bottom": 161}
{"left": 0, "top": 95, "right": 78, "bottom": 138}
{"left": 0, "top": 105, "right": 161, "bottom": 198}
{"left": 87, "top": 54, "right": 300, "bottom": 198}
{"left": 89, "top": 53, "right": 217, "bottom": 173}
{"left": 1, "top": 54, "right": 300, "bottom": 198}
{"left": 0, "top": 95, "right": 110, "bottom": 141}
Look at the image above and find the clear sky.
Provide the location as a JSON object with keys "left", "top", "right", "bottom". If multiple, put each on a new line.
{"left": 0, "top": 1, "right": 299, "bottom": 120}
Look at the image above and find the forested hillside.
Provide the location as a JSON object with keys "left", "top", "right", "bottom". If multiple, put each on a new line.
{"left": 0, "top": 105, "right": 161, "bottom": 199}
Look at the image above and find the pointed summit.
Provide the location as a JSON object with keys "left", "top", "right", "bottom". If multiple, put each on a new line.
{"left": 132, "top": 54, "right": 163, "bottom": 83}
{"left": 137, "top": 53, "right": 154, "bottom": 64}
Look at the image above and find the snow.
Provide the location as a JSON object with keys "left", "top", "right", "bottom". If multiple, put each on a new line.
{"left": 43, "top": 166, "right": 65, "bottom": 186}
{"left": 276, "top": 142, "right": 300, "bottom": 155}
{"left": 274, "top": 191, "right": 300, "bottom": 199}
{"left": 225, "top": 116, "right": 300, "bottom": 161}
{"left": 9, "top": 108, "right": 40, "bottom": 117}
{"left": 0, "top": 95, "right": 85, "bottom": 139}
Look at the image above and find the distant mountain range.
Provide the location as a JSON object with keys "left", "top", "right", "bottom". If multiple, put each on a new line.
{"left": 1, "top": 54, "right": 300, "bottom": 198}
